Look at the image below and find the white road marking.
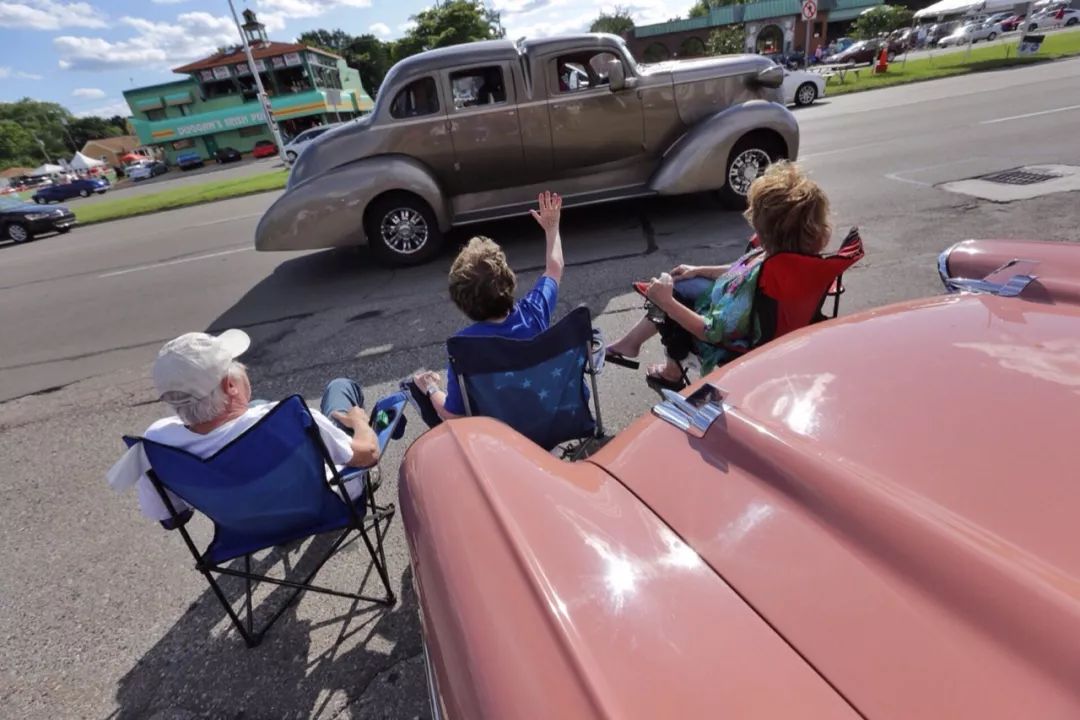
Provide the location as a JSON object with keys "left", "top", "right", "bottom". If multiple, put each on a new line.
{"left": 355, "top": 344, "right": 393, "bottom": 359}
{"left": 98, "top": 247, "right": 252, "bottom": 278}
{"left": 980, "top": 104, "right": 1080, "bottom": 125}
{"left": 883, "top": 157, "right": 991, "bottom": 187}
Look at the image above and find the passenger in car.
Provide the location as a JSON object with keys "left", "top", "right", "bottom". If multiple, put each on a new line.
{"left": 604, "top": 162, "right": 832, "bottom": 389}
{"left": 410, "top": 191, "right": 565, "bottom": 424}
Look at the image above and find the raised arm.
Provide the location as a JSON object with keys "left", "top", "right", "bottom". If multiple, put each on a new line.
{"left": 530, "top": 191, "right": 564, "bottom": 284}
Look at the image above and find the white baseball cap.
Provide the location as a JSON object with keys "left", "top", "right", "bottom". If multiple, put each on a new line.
{"left": 152, "top": 329, "right": 250, "bottom": 399}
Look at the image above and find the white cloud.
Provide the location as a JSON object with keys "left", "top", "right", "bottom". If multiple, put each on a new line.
{"left": 0, "top": 0, "right": 106, "bottom": 29}
{"left": 72, "top": 87, "right": 106, "bottom": 99}
{"left": 75, "top": 99, "right": 131, "bottom": 118}
{"left": 55, "top": 11, "right": 240, "bottom": 71}
{"left": 150, "top": 0, "right": 189, "bottom": 4}
{"left": 0, "top": 66, "right": 44, "bottom": 79}
{"left": 255, "top": 0, "right": 371, "bottom": 19}
{"left": 369, "top": 21, "right": 390, "bottom": 38}
{"left": 397, "top": 19, "right": 415, "bottom": 32}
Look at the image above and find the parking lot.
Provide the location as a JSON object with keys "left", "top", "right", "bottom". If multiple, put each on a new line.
{"left": 2, "top": 57, "right": 1080, "bottom": 719}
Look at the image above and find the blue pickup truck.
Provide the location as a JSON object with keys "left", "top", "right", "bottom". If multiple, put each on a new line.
{"left": 176, "top": 151, "right": 205, "bottom": 171}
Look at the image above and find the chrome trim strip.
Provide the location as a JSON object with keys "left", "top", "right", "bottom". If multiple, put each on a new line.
{"left": 422, "top": 638, "right": 444, "bottom": 720}
{"left": 937, "top": 243, "right": 957, "bottom": 290}
{"left": 651, "top": 384, "right": 725, "bottom": 438}
{"left": 946, "top": 274, "right": 1037, "bottom": 297}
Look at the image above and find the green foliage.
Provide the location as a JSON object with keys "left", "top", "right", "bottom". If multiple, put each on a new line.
{"left": 850, "top": 5, "right": 914, "bottom": 40}
{"left": 300, "top": 2, "right": 503, "bottom": 95}
{"left": 0, "top": 99, "right": 76, "bottom": 169}
{"left": 689, "top": 0, "right": 741, "bottom": 19}
{"left": 707, "top": 25, "right": 746, "bottom": 55}
{"left": 590, "top": 6, "right": 635, "bottom": 35}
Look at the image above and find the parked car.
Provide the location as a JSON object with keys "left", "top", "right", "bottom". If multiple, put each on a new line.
{"left": 32, "top": 177, "right": 108, "bottom": 203}
{"left": 939, "top": 22, "right": 1000, "bottom": 46}
{"left": 0, "top": 196, "right": 76, "bottom": 243}
{"left": 214, "top": 147, "right": 243, "bottom": 164}
{"left": 1028, "top": 8, "right": 1080, "bottom": 29}
{"left": 283, "top": 124, "right": 340, "bottom": 163}
{"left": 926, "top": 21, "right": 961, "bottom": 45}
{"left": 176, "top": 151, "right": 205, "bottom": 170}
{"left": 781, "top": 69, "right": 826, "bottom": 106}
{"left": 258, "top": 34, "right": 798, "bottom": 265}
{"left": 1000, "top": 13, "right": 1026, "bottom": 31}
{"left": 824, "top": 39, "right": 889, "bottom": 65}
{"left": 251, "top": 140, "right": 278, "bottom": 159}
{"left": 399, "top": 238, "right": 1080, "bottom": 719}
{"left": 128, "top": 161, "right": 168, "bottom": 181}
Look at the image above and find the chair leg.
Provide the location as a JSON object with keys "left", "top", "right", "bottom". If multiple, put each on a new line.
{"left": 244, "top": 554, "right": 254, "bottom": 637}
{"left": 359, "top": 524, "right": 396, "bottom": 606}
{"left": 201, "top": 567, "right": 260, "bottom": 648}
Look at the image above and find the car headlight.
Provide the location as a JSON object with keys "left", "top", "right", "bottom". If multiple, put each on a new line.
{"left": 26, "top": 212, "right": 52, "bottom": 220}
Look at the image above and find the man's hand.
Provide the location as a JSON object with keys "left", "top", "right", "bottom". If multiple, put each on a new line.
{"left": 646, "top": 273, "right": 674, "bottom": 306}
{"left": 529, "top": 190, "right": 561, "bottom": 235}
{"left": 331, "top": 406, "right": 368, "bottom": 431}
{"left": 670, "top": 264, "right": 699, "bottom": 279}
{"left": 413, "top": 370, "right": 441, "bottom": 395}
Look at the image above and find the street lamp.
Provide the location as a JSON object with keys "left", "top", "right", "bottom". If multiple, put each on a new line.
{"left": 226, "top": 0, "right": 288, "bottom": 164}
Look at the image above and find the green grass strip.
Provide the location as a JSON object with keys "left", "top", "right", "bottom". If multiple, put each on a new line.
{"left": 828, "top": 30, "right": 1080, "bottom": 96}
{"left": 69, "top": 169, "right": 288, "bottom": 225}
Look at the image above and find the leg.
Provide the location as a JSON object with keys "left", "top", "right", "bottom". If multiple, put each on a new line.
{"left": 607, "top": 314, "right": 658, "bottom": 358}
{"left": 321, "top": 378, "right": 366, "bottom": 433}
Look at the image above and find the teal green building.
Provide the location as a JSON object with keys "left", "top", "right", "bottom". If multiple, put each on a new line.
{"left": 124, "top": 10, "right": 372, "bottom": 164}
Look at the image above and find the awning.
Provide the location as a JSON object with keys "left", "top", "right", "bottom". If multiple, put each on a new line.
{"left": 28, "top": 163, "right": 65, "bottom": 176}
{"left": 134, "top": 97, "right": 164, "bottom": 112}
{"left": 69, "top": 152, "right": 106, "bottom": 170}
{"left": 913, "top": 0, "right": 1015, "bottom": 19}
{"left": 164, "top": 92, "right": 193, "bottom": 106}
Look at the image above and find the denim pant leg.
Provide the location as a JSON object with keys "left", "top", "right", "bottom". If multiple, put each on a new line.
{"left": 320, "top": 378, "right": 366, "bottom": 434}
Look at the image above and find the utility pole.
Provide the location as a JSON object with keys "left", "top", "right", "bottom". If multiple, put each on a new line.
{"left": 33, "top": 136, "right": 50, "bottom": 163}
{"left": 227, "top": 0, "right": 288, "bottom": 163}
{"left": 59, "top": 117, "right": 79, "bottom": 154}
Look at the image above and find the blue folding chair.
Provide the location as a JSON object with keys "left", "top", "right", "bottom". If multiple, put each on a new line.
{"left": 123, "top": 392, "right": 407, "bottom": 648}
{"left": 447, "top": 306, "right": 606, "bottom": 458}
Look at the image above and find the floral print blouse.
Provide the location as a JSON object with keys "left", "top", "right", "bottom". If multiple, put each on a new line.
{"left": 693, "top": 248, "right": 766, "bottom": 372}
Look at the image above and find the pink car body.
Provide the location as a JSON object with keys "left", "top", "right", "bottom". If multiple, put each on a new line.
{"left": 399, "top": 239, "right": 1080, "bottom": 719}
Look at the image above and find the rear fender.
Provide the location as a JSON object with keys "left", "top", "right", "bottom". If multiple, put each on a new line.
{"left": 255, "top": 154, "right": 450, "bottom": 251}
{"left": 649, "top": 100, "right": 800, "bottom": 196}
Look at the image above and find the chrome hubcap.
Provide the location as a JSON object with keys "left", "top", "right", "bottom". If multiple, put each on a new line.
{"left": 729, "top": 148, "right": 772, "bottom": 195}
{"left": 381, "top": 208, "right": 429, "bottom": 254}
{"left": 798, "top": 85, "right": 815, "bottom": 104}
{"left": 9, "top": 225, "right": 28, "bottom": 242}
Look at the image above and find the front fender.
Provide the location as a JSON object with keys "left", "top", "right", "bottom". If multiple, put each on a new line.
{"left": 650, "top": 100, "right": 800, "bottom": 196}
{"left": 254, "top": 154, "right": 450, "bottom": 252}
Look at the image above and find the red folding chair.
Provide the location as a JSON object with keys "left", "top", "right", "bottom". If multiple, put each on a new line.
{"left": 647, "top": 227, "right": 864, "bottom": 391}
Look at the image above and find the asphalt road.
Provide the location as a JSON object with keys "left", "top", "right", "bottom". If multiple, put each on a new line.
{"left": 3, "top": 57, "right": 1079, "bottom": 720}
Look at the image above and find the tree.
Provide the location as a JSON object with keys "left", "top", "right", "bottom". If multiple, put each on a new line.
{"left": 0, "top": 119, "right": 40, "bottom": 169}
{"left": 0, "top": 99, "right": 73, "bottom": 166}
{"left": 297, "top": 29, "right": 354, "bottom": 54}
{"left": 689, "top": 0, "right": 742, "bottom": 19}
{"left": 396, "top": 0, "right": 504, "bottom": 61}
{"left": 707, "top": 25, "right": 746, "bottom": 55}
{"left": 849, "top": 5, "right": 913, "bottom": 39}
{"left": 68, "top": 116, "right": 123, "bottom": 149}
{"left": 590, "top": 6, "right": 635, "bottom": 35}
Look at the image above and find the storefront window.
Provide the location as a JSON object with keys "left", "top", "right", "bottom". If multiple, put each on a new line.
{"left": 239, "top": 126, "right": 267, "bottom": 137}
{"left": 145, "top": 108, "right": 166, "bottom": 121}
{"left": 276, "top": 66, "right": 312, "bottom": 94}
{"left": 203, "top": 79, "right": 238, "bottom": 98}
{"left": 172, "top": 139, "right": 195, "bottom": 150}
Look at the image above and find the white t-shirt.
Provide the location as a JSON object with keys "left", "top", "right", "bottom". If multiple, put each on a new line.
{"left": 106, "top": 402, "right": 361, "bottom": 522}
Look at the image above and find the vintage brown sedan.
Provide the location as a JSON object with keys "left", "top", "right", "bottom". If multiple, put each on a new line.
{"left": 399, "top": 239, "right": 1080, "bottom": 718}
{"left": 256, "top": 34, "right": 798, "bottom": 265}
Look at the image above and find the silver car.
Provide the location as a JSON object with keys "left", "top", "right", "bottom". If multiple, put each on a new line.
{"left": 257, "top": 34, "right": 799, "bottom": 265}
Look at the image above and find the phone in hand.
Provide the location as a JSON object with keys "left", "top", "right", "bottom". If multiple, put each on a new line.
{"left": 633, "top": 281, "right": 650, "bottom": 298}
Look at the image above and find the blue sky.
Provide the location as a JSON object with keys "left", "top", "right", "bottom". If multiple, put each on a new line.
{"left": 0, "top": 0, "right": 694, "bottom": 118}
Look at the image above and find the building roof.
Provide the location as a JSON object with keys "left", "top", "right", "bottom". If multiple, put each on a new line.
{"left": 172, "top": 41, "right": 341, "bottom": 74}
{"left": 81, "top": 135, "right": 139, "bottom": 153}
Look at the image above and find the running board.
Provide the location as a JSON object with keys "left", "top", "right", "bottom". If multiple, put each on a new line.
{"left": 451, "top": 186, "right": 656, "bottom": 226}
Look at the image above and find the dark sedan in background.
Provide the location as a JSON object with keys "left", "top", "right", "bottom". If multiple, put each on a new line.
{"left": 214, "top": 147, "right": 243, "bottom": 164}
{"left": 0, "top": 197, "right": 76, "bottom": 244}
{"left": 32, "top": 177, "right": 108, "bottom": 204}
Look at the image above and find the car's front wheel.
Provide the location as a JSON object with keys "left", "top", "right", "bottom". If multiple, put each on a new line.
{"left": 365, "top": 193, "right": 444, "bottom": 266}
{"left": 5, "top": 222, "right": 32, "bottom": 244}
{"left": 717, "top": 132, "right": 785, "bottom": 210}
{"left": 286, "top": 150, "right": 297, "bottom": 163}
{"left": 1067, "top": 17, "right": 1078, "bottom": 26}
{"left": 33, "top": 197, "right": 43, "bottom": 204}
{"left": 79, "top": 189, "right": 89, "bottom": 198}
{"left": 987, "top": 31, "right": 997, "bottom": 40}
{"left": 795, "top": 82, "right": 818, "bottom": 106}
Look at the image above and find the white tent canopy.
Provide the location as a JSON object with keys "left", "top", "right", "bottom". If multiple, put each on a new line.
{"left": 69, "top": 151, "right": 106, "bottom": 170}
{"left": 914, "top": 0, "right": 1018, "bottom": 19}
{"left": 28, "top": 163, "right": 65, "bottom": 177}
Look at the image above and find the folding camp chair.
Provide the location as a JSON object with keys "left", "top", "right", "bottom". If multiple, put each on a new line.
{"left": 447, "top": 305, "right": 606, "bottom": 459}
{"left": 648, "top": 228, "right": 865, "bottom": 390}
{"left": 123, "top": 392, "right": 407, "bottom": 648}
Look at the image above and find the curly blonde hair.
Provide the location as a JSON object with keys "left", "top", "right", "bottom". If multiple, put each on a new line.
{"left": 744, "top": 161, "right": 831, "bottom": 255}
{"left": 448, "top": 236, "right": 517, "bottom": 321}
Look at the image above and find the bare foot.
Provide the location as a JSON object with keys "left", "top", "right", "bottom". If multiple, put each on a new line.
{"left": 606, "top": 339, "right": 640, "bottom": 358}
{"left": 646, "top": 362, "right": 683, "bottom": 383}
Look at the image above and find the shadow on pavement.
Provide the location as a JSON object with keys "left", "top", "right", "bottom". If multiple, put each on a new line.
{"left": 111, "top": 537, "right": 425, "bottom": 720}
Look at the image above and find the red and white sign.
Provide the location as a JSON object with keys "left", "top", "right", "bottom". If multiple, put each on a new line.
{"left": 802, "top": 0, "right": 817, "bottom": 20}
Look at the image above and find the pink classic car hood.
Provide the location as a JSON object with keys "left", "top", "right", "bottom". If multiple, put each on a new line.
{"left": 593, "top": 290, "right": 1080, "bottom": 718}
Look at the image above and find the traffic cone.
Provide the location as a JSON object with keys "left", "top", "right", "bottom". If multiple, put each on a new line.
{"left": 876, "top": 47, "right": 889, "bottom": 73}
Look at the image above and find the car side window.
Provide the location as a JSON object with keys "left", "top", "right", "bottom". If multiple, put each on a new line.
{"left": 449, "top": 66, "right": 507, "bottom": 110}
{"left": 390, "top": 77, "right": 440, "bottom": 119}
{"left": 555, "top": 51, "right": 620, "bottom": 93}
